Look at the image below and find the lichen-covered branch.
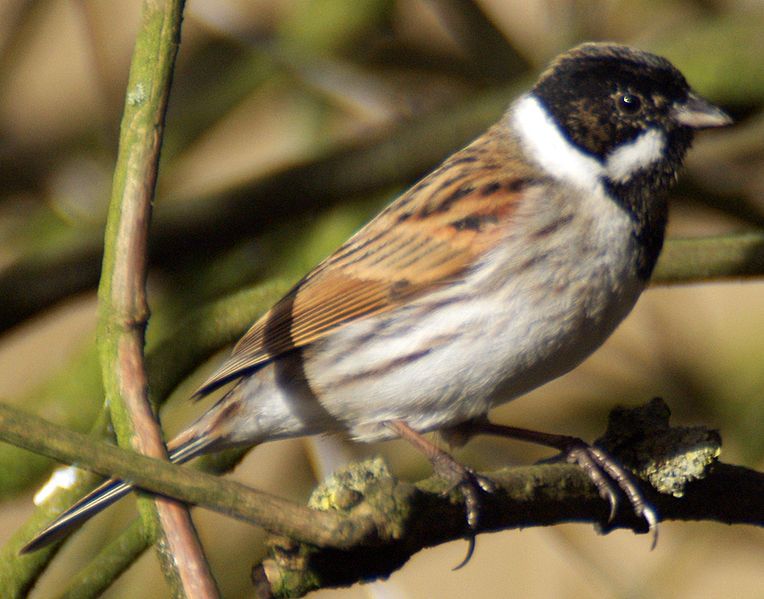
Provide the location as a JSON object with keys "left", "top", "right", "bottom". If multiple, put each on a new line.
{"left": 253, "top": 459, "right": 763, "bottom": 599}
{"left": 252, "top": 399, "right": 763, "bottom": 598}
{"left": 1, "top": 399, "right": 761, "bottom": 598}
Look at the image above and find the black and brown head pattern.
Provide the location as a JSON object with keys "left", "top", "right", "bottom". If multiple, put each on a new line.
{"left": 533, "top": 42, "right": 694, "bottom": 164}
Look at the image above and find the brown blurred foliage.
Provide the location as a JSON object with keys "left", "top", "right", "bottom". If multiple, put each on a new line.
{"left": 0, "top": 1, "right": 762, "bottom": 597}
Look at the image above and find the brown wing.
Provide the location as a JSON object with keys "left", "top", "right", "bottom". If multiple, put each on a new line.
{"left": 193, "top": 129, "right": 538, "bottom": 398}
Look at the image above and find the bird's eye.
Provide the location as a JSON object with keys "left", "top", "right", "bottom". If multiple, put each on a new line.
{"left": 617, "top": 93, "right": 642, "bottom": 115}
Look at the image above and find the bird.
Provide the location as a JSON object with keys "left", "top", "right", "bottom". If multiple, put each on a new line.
{"left": 22, "top": 42, "right": 732, "bottom": 554}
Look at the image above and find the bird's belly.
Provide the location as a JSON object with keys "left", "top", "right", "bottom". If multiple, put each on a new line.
{"left": 251, "top": 189, "right": 648, "bottom": 443}
{"left": 304, "top": 246, "right": 643, "bottom": 441}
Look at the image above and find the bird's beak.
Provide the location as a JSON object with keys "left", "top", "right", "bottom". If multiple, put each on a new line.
{"left": 671, "top": 92, "right": 733, "bottom": 129}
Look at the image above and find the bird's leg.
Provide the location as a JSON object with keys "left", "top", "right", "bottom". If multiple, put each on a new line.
{"left": 385, "top": 420, "right": 496, "bottom": 523}
{"left": 457, "top": 419, "right": 658, "bottom": 547}
{"left": 385, "top": 419, "right": 497, "bottom": 568}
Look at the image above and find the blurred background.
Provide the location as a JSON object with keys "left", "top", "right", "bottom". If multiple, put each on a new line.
{"left": 1, "top": 1, "right": 762, "bottom": 597}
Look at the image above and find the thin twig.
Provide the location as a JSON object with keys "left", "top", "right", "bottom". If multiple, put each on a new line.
{"left": 653, "top": 232, "right": 764, "bottom": 283}
{"left": 96, "top": 0, "right": 218, "bottom": 596}
{"left": 0, "top": 403, "right": 373, "bottom": 548}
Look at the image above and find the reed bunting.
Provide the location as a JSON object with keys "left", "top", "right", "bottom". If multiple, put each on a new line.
{"left": 24, "top": 42, "right": 731, "bottom": 553}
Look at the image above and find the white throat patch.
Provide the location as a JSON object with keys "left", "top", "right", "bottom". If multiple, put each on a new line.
{"left": 605, "top": 128, "right": 666, "bottom": 183}
{"left": 511, "top": 94, "right": 666, "bottom": 189}
{"left": 511, "top": 94, "right": 602, "bottom": 192}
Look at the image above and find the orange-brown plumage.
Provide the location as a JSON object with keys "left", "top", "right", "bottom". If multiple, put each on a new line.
{"left": 194, "top": 127, "right": 532, "bottom": 398}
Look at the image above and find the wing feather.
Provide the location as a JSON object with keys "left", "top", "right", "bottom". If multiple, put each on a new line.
{"left": 193, "top": 130, "right": 539, "bottom": 398}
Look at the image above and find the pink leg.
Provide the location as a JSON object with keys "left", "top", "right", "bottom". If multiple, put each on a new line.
{"left": 385, "top": 420, "right": 497, "bottom": 568}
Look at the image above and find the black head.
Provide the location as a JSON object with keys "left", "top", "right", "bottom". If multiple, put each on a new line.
{"left": 533, "top": 42, "right": 730, "bottom": 169}
{"left": 530, "top": 43, "right": 731, "bottom": 280}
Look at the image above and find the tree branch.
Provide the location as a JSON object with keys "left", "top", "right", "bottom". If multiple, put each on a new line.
{"left": 0, "top": 403, "right": 372, "bottom": 549}
{"left": 0, "top": 282, "right": 292, "bottom": 597}
{"left": 252, "top": 399, "right": 763, "bottom": 597}
{"left": 653, "top": 232, "right": 764, "bottom": 284}
{"left": 95, "top": 0, "right": 219, "bottom": 596}
{"left": 1, "top": 399, "right": 761, "bottom": 597}
{"left": 252, "top": 460, "right": 763, "bottom": 598}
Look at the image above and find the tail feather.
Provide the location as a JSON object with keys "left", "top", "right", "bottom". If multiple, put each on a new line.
{"left": 20, "top": 478, "right": 133, "bottom": 553}
{"left": 20, "top": 436, "right": 212, "bottom": 554}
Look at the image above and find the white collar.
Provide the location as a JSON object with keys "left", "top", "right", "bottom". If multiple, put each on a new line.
{"left": 511, "top": 94, "right": 666, "bottom": 189}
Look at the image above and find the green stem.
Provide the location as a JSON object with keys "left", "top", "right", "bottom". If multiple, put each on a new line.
{"left": 58, "top": 519, "right": 147, "bottom": 599}
{"left": 654, "top": 232, "right": 764, "bottom": 284}
{"left": 95, "top": 0, "right": 218, "bottom": 596}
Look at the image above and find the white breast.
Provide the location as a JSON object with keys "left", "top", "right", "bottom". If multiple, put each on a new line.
{"left": 229, "top": 94, "right": 650, "bottom": 444}
{"left": 302, "top": 182, "right": 644, "bottom": 441}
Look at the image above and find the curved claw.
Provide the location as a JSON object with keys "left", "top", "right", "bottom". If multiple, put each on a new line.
{"left": 600, "top": 486, "right": 619, "bottom": 523}
{"left": 443, "top": 419, "right": 661, "bottom": 546}
{"left": 643, "top": 504, "right": 659, "bottom": 550}
{"left": 428, "top": 451, "right": 494, "bottom": 530}
{"left": 430, "top": 456, "right": 492, "bottom": 568}
{"left": 437, "top": 467, "right": 489, "bottom": 530}
{"left": 567, "top": 442, "right": 659, "bottom": 540}
{"left": 452, "top": 534, "right": 477, "bottom": 571}
{"left": 566, "top": 446, "right": 618, "bottom": 523}
{"left": 384, "top": 419, "right": 494, "bottom": 563}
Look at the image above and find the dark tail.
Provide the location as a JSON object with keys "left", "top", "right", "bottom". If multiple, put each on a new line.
{"left": 20, "top": 436, "right": 212, "bottom": 554}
